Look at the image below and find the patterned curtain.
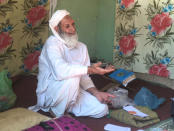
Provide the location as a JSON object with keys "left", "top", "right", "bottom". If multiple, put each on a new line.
{"left": 113, "top": 0, "right": 174, "bottom": 79}
{"left": 0, "top": 0, "right": 50, "bottom": 77}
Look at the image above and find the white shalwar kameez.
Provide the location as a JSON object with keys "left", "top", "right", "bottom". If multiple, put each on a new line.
{"left": 29, "top": 34, "right": 108, "bottom": 118}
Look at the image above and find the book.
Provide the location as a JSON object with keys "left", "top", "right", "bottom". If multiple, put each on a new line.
{"left": 109, "top": 68, "right": 136, "bottom": 87}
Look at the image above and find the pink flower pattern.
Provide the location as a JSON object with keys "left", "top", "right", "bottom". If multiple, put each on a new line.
{"left": 0, "top": 0, "right": 8, "bottom": 4}
{"left": 119, "top": 34, "right": 136, "bottom": 55}
{"left": 121, "top": 0, "right": 134, "bottom": 8}
{"left": 149, "top": 64, "right": 169, "bottom": 77}
{"left": 0, "top": 32, "right": 12, "bottom": 52}
{"left": 26, "top": 6, "right": 47, "bottom": 27}
{"left": 151, "top": 13, "right": 173, "bottom": 34}
{"left": 23, "top": 51, "right": 40, "bottom": 70}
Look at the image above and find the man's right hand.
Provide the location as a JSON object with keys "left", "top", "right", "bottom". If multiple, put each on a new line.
{"left": 88, "top": 62, "right": 115, "bottom": 75}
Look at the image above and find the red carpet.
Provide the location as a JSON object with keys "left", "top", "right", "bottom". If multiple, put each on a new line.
{"left": 12, "top": 74, "right": 174, "bottom": 131}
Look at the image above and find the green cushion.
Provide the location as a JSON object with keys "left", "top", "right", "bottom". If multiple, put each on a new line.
{"left": 110, "top": 106, "right": 160, "bottom": 128}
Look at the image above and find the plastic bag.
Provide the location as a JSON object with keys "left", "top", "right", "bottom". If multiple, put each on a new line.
{"left": 134, "top": 87, "right": 165, "bottom": 110}
{"left": 107, "top": 86, "right": 135, "bottom": 108}
{"left": 0, "top": 70, "right": 16, "bottom": 112}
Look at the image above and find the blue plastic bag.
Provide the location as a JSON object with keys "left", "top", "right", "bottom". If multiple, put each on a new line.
{"left": 134, "top": 87, "right": 165, "bottom": 109}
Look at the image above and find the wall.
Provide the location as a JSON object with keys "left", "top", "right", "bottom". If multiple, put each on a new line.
{"left": 56, "top": 0, "right": 99, "bottom": 57}
{"left": 96, "top": 0, "right": 116, "bottom": 63}
{"left": 56, "top": 0, "right": 115, "bottom": 62}
{"left": 0, "top": 0, "right": 49, "bottom": 76}
{"left": 56, "top": 0, "right": 174, "bottom": 89}
{"left": 113, "top": 0, "right": 174, "bottom": 89}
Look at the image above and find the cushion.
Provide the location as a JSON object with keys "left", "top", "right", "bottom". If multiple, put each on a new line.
{"left": 24, "top": 116, "right": 92, "bottom": 131}
{"left": 110, "top": 106, "right": 160, "bottom": 128}
{"left": 0, "top": 108, "right": 50, "bottom": 131}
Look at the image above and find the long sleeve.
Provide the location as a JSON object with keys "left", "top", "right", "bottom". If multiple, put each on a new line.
{"left": 79, "top": 48, "right": 95, "bottom": 90}
{"left": 42, "top": 38, "right": 88, "bottom": 81}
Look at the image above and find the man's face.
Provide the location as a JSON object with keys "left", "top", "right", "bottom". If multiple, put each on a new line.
{"left": 58, "top": 15, "right": 76, "bottom": 35}
{"left": 55, "top": 15, "right": 78, "bottom": 48}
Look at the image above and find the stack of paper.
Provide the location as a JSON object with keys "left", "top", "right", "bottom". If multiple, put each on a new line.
{"left": 123, "top": 106, "right": 149, "bottom": 117}
{"left": 104, "top": 124, "right": 131, "bottom": 131}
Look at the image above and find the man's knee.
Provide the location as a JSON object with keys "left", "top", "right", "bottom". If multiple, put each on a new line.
{"left": 92, "top": 104, "right": 109, "bottom": 118}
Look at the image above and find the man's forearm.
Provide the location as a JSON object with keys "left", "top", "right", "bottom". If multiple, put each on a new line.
{"left": 86, "top": 87, "right": 99, "bottom": 96}
{"left": 87, "top": 66, "right": 94, "bottom": 75}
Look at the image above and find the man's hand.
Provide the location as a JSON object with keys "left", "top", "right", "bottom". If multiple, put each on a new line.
{"left": 94, "top": 91, "right": 116, "bottom": 104}
{"left": 87, "top": 87, "right": 116, "bottom": 104}
{"left": 88, "top": 62, "right": 115, "bottom": 75}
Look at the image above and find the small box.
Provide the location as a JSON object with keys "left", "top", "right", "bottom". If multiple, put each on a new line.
{"left": 109, "top": 68, "right": 136, "bottom": 87}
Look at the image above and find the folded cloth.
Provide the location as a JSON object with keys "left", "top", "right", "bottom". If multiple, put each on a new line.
{"left": 134, "top": 87, "right": 165, "bottom": 109}
{"left": 24, "top": 116, "right": 92, "bottom": 131}
{"left": 110, "top": 106, "right": 160, "bottom": 128}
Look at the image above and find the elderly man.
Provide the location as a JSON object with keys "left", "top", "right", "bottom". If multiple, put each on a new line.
{"left": 29, "top": 10, "right": 115, "bottom": 118}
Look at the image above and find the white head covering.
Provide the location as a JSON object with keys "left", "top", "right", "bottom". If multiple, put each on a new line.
{"left": 49, "top": 0, "right": 57, "bottom": 19}
{"left": 49, "top": 10, "right": 70, "bottom": 43}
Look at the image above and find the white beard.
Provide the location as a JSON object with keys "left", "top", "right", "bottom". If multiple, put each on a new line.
{"left": 61, "top": 33, "right": 78, "bottom": 49}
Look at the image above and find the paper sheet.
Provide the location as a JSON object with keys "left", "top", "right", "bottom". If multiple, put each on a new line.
{"left": 123, "top": 106, "right": 149, "bottom": 117}
{"left": 104, "top": 124, "right": 131, "bottom": 131}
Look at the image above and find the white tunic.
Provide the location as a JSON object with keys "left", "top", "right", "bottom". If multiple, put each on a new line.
{"left": 29, "top": 35, "right": 108, "bottom": 118}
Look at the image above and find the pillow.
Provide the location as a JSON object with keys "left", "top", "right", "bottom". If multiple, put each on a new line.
{"left": 0, "top": 108, "right": 50, "bottom": 131}
{"left": 110, "top": 106, "right": 160, "bottom": 128}
{"left": 24, "top": 116, "right": 92, "bottom": 131}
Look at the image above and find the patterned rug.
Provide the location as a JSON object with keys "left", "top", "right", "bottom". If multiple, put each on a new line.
{"left": 145, "top": 118, "right": 174, "bottom": 131}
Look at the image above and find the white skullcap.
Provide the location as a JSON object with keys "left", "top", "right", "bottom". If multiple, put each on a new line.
{"left": 49, "top": 10, "right": 70, "bottom": 42}
{"left": 49, "top": 10, "right": 70, "bottom": 28}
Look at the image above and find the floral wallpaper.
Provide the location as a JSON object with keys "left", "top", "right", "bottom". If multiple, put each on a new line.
{"left": 0, "top": 0, "right": 49, "bottom": 77}
{"left": 113, "top": 0, "right": 174, "bottom": 79}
